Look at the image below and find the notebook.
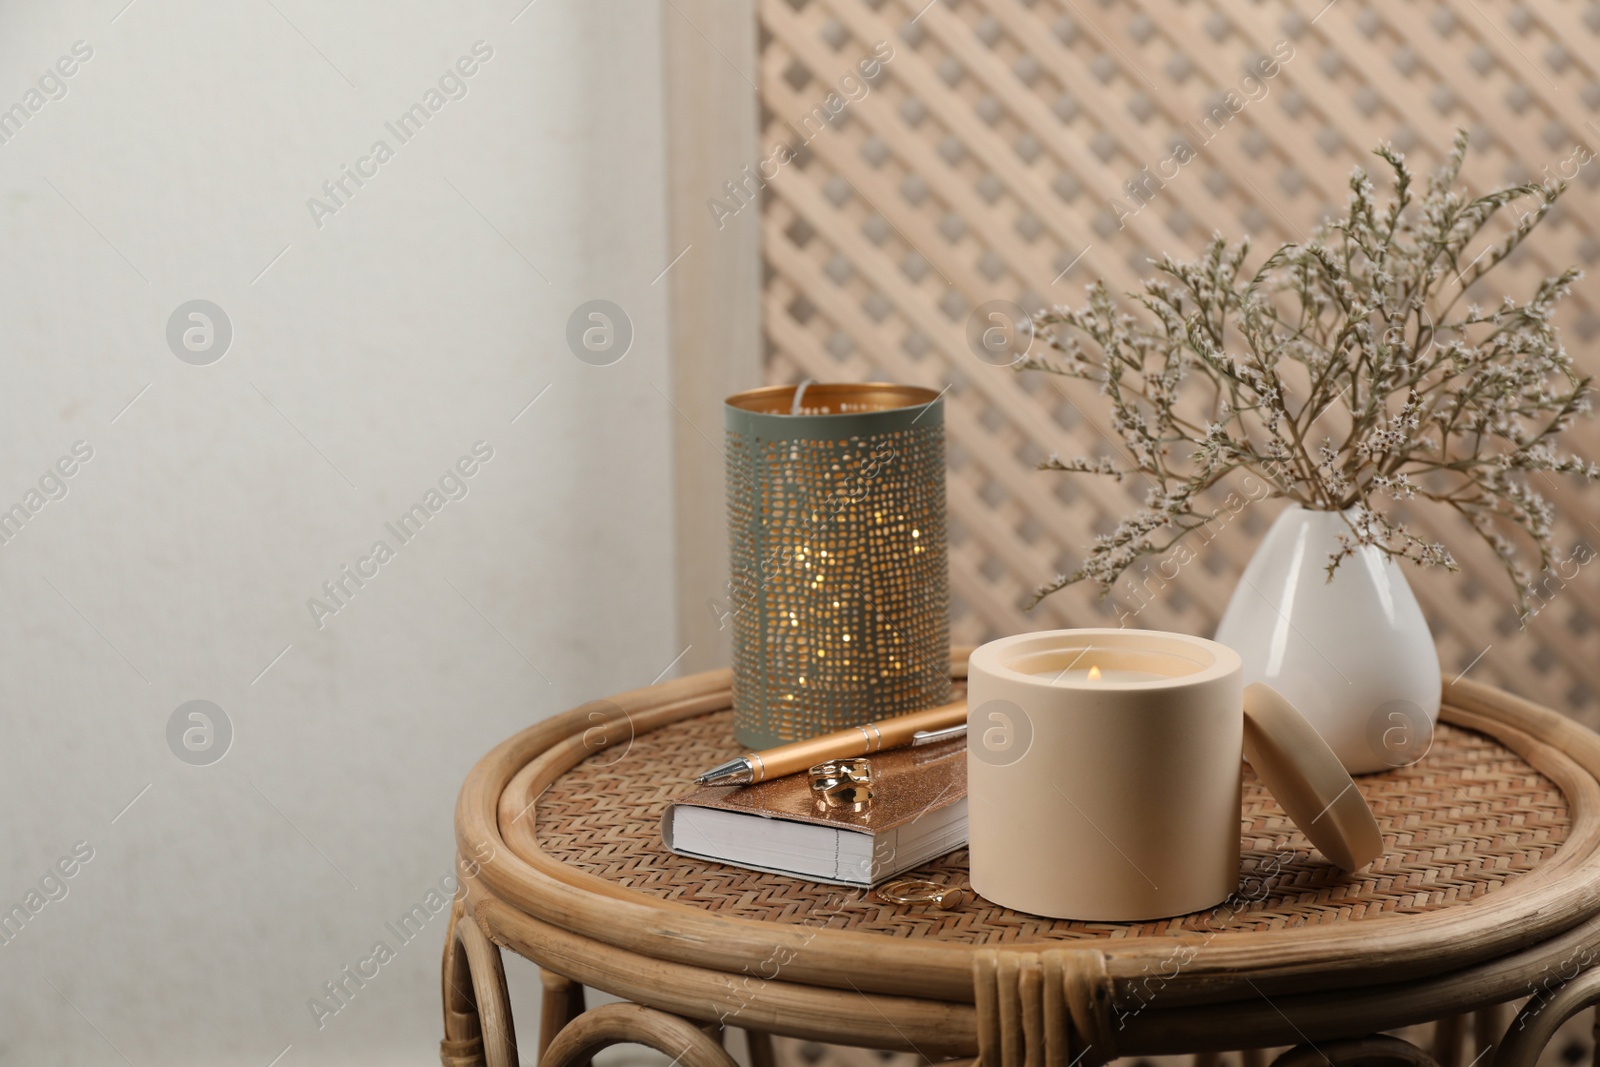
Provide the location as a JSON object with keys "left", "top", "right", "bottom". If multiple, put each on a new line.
{"left": 660, "top": 738, "right": 967, "bottom": 886}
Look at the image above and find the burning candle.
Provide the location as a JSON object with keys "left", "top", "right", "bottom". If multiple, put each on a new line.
{"left": 966, "top": 628, "right": 1380, "bottom": 921}
{"left": 1027, "top": 665, "right": 1165, "bottom": 684}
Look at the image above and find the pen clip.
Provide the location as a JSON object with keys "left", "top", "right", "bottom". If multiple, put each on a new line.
{"left": 911, "top": 724, "right": 968, "bottom": 746}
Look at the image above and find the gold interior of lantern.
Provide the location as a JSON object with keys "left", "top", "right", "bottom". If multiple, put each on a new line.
{"left": 726, "top": 382, "right": 942, "bottom": 417}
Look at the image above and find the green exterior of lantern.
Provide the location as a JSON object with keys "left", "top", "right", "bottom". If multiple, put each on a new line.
{"left": 724, "top": 383, "right": 951, "bottom": 748}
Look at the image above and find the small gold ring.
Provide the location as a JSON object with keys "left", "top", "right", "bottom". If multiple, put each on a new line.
{"left": 810, "top": 758, "right": 874, "bottom": 785}
{"left": 810, "top": 758, "right": 875, "bottom": 812}
{"left": 876, "top": 878, "right": 967, "bottom": 910}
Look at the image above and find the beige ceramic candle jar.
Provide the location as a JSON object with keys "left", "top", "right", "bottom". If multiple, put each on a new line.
{"left": 966, "top": 629, "right": 1381, "bottom": 921}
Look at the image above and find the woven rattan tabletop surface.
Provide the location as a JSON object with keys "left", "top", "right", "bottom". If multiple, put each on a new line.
{"left": 532, "top": 695, "right": 1571, "bottom": 944}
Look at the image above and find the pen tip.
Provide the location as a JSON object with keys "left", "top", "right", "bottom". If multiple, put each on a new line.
{"left": 694, "top": 757, "right": 753, "bottom": 787}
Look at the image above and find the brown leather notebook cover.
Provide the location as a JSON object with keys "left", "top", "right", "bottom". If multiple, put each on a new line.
{"left": 660, "top": 738, "right": 967, "bottom": 885}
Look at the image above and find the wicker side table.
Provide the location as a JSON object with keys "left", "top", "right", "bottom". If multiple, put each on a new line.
{"left": 441, "top": 651, "right": 1600, "bottom": 1067}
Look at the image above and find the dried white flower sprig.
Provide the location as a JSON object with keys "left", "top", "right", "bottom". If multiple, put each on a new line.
{"left": 1021, "top": 133, "right": 1595, "bottom": 611}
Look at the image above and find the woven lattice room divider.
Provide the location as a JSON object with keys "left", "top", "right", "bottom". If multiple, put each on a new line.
{"left": 754, "top": 0, "right": 1600, "bottom": 725}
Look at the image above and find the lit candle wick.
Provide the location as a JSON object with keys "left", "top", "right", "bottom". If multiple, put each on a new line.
{"left": 1087, "top": 665, "right": 1102, "bottom": 681}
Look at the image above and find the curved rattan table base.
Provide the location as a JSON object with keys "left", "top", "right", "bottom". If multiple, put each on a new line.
{"left": 444, "top": 655, "right": 1600, "bottom": 1067}
{"left": 1270, "top": 1035, "right": 1442, "bottom": 1067}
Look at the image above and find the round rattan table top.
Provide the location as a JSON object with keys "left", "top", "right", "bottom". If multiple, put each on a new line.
{"left": 533, "top": 698, "right": 1567, "bottom": 942}
{"left": 458, "top": 652, "right": 1600, "bottom": 1032}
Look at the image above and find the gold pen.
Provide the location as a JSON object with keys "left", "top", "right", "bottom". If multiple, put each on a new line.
{"left": 694, "top": 700, "right": 967, "bottom": 785}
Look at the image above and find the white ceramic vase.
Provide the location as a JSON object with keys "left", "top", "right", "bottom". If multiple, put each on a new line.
{"left": 1214, "top": 505, "right": 1442, "bottom": 775}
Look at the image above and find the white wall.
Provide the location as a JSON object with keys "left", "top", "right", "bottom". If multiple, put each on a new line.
{"left": 0, "top": 1, "right": 680, "bottom": 1063}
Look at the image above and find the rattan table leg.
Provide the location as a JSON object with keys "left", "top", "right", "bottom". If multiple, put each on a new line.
{"left": 745, "top": 1029, "right": 777, "bottom": 1067}
{"left": 538, "top": 969, "right": 588, "bottom": 1065}
{"left": 1434, "top": 1014, "right": 1467, "bottom": 1067}
{"left": 450, "top": 907, "right": 521, "bottom": 1067}
{"left": 1474, "top": 1003, "right": 1508, "bottom": 1061}
{"left": 541, "top": 1003, "right": 740, "bottom": 1067}
{"left": 442, "top": 898, "right": 486, "bottom": 1067}
{"left": 1495, "top": 969, "right": 1600, "bottom": 1067}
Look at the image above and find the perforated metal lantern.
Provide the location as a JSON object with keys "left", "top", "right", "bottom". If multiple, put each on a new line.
{"left": 724, "top": 383, "right": 951, "bottom": 747}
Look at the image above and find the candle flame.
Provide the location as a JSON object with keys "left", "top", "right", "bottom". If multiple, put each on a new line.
{"left": 1087, "top": 665, "right": 1102, "bottom": 681}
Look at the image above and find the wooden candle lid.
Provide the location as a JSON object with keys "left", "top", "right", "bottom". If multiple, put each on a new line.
{"left": 1243, "top": 682, "right": 1384, "bottom": 872}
